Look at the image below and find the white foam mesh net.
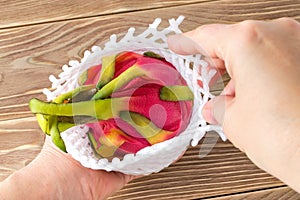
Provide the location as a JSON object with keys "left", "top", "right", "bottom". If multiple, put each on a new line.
{"left": 43, "top": 16, "right": 226, "bottom": 175}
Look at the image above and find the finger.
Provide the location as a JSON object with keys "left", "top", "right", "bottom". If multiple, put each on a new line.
{"left": 205, "top": 57, "right": 225, "bottom": 70}
{"left": 202, "top": 78, "right": 235, "bottom": 124}
{"left": 168, "top": 24, "right": 232, "bottom": 59}
{"left": 205, "top": 58, "right": 226, "bottom": 87}
{"left": 207, "top": 68, "right": 226, "bottom": 88}
{"left": 202, "top": 95, "right": 234, "bottom": 125}
{"left": 168, "top": 34, "right": 201, "bottom": 55}
{"left": 197, "top": 66, "right": 225, "bottom": 88}
{"left": 221, "top": 79, "right": 235, "bottom": 96}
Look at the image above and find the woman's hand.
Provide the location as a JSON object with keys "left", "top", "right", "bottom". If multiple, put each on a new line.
{"left": 168, "top": 18, "right": 300, "bottom": 192}
{"left": 0, "top": 136, "right": 134, "bottom": 200}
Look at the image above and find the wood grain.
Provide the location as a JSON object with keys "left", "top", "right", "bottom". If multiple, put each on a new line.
{"left": 110, "top": 133, "right": 287, "bottom": 200}
{"left": 1, "top": 0, "right": 300, "bottom": 199}
{"left": 209, "top": 186, "right": 300, "bottom": 200}
{"left": 0, "top": 0, "right": 211, "bottom": 29}
{"left": 0, "top": 117, "right": 44, "bottom": 181}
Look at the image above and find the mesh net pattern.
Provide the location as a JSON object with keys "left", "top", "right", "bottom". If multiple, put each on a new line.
{"left": 43, "top": 16, "right": 225, "bottom": 175}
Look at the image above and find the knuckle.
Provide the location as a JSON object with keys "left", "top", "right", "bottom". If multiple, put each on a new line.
{"left": 237, "top": 20, "right": 264, "bottom": 44}
{"left": 275, "top": 17, "right": 300, "bottom": 29}
{"left": 193, "top": 26, "right": 205, "bottom": 36}
{"left": 194, "top": 24, "right": 211, "bottom": 36}
{"left": 194, "top": 24, "right": 223, "bottom": 36}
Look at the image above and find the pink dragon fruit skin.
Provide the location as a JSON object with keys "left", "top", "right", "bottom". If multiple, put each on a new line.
{"left": 82, "top": 52, "right": 193, "bottom": 158}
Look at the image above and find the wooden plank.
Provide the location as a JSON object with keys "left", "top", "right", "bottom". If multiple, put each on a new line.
{"left": 1, "top": 0, "right": 299, "bottom": 120}
{"left": 110, "top": 133, "right": 285, "bottom": 200}
{"left": 207, "top": 186, "right": 300, "bottom": 200}
{"left": 0, "top": 0, "right": 299, "bottom": 198}
{"left": 1, "top": 0, "right": 299, "bottom": 29}
{"left": 0, "top": 0, "right": 211, "bottom": 29}
{"left": 0, "top": 117, "right": 44, "bottom": 181}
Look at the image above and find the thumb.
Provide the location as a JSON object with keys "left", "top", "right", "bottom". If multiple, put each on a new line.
{"left": 202, "top": 95, "right": 234, "bottom": 125}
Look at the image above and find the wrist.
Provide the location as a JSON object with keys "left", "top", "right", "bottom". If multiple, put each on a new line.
{"left": 32, "top": 142, "right": 95, "bottom": 199}
{"left": 0, "top": 144, "right": 94, "bottom": 199}
{"left": 0, "top": 151, "right": 86, "bottom": 199}
{"left": 0, "top": 159, "right": 63, "bottom": 199}
{"left": 285, "top": 119, "right": 300, "bottom": 192}
{"left": 268, "top": 118, "right": 300, "bottom": 193}
{"left": 30, "top": 140, "right": 130, "bottom": 199}
{"left": 0, "top": 137, "right": 133, "bottom": 200}
{"left": 39, "top": 138, "right": 133, "bottom": 199}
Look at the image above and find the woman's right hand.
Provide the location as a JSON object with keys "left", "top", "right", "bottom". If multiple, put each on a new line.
{"left": 168, "top": 18, "right": 300, "bottom": 192}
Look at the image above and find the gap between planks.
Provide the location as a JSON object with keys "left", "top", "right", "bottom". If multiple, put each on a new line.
{"left": 0, "top": 0, "right": 218, "bottom": 30}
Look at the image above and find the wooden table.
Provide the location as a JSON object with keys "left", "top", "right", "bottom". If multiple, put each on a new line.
{"left": 1, "top": 0, "right": 299, "bottom": 199}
